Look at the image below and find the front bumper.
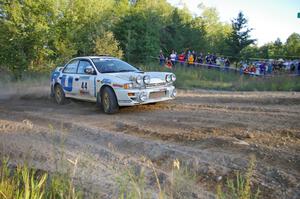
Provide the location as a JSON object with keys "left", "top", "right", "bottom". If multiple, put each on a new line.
{"left": 115, "top": 85, "right": 176, "bottom": 106}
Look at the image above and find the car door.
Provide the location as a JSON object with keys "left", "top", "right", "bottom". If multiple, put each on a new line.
{"left": 73, "top": 59, "right": 97, "bottom": 101}
{"left": 60, "top": 59, "right": 79, "bottom": 96}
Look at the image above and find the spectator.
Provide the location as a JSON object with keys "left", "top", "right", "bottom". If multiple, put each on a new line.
{"left": 159, "top": 50, "right": 165, "bottom": 66}
{"left": 212, "top": 54, "right": 217, "bottom": 64}
{"left": 259, "top": 62, "right": 266, "bottom": 75}
{"left": 225, "top": 58, "right": 230, "bottom": 71}
{"left": 267, "top": 62, "right": 273, "bottom": 74}
{"left": 178, "top": 52, "right": 185, "bottom": 66}
{"left": 197, "top": 53, "right": 203, "bottom": 64}
{"left": 188, "top": 53, "right": 194, "bottom": 67}
{"left": 192, "top": 50, "right": 196, "bottom": 62}
{"left": 184, "top": 50, "right": 189, "bottom": 62}
{"left": 170, "top": 50, "right": 177, "bottom": 66}
{"left": 239, "top": 65, "right": 244, "bottom": 75}
{"left": 290, "top": 62, "right": 295, "bottom": 73}
{"left": 165, "top": 57, "right": 172, "bottom": 69}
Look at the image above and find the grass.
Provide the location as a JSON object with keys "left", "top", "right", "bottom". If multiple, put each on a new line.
{"left": 0, "top": 158, "right": 82, "bottom": 199}
{"left": 1, "top": 63, "right": 299, "bottom": 91}
{"left": 217, "top": 157, "right": 260, "bottom": 199}
{"left": 139, "top": 62, "right": 300, "bottom": 91}
{"left": 115, "top": 157, "right": 260, "bottom": 199}
{"left": 116, "top": 158, "right": 199, "bottom": 199}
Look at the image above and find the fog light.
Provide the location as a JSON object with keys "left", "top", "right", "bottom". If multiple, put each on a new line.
{"left": 139, "top": 92, "right": 148, "bottom": 102}
{"left": 128, "top": 93, "right": 135, "bottom": 96}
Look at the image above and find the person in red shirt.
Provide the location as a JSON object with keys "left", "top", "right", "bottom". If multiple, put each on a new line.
{"left": 165, "top": 57, "right": 172, "bottom": 69}
{"left": 178, "top": 52, "right": 185, "bottom": 67}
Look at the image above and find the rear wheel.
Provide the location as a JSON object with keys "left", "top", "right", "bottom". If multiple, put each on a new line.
{"left": 101, "top": 87, "right": 119, "bottom": 114}
{"left": 54, "top": 85, "right": 66, "bottom": 105}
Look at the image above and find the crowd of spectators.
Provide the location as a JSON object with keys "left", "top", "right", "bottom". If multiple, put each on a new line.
{"left": 159, "top": 49, "right": 300, "bottom": 76}
{"left": 159, "top": 49, "right": 230, "bottom": 69}
{"left": 239, "top": 59, "right": 300, "bottom": 76}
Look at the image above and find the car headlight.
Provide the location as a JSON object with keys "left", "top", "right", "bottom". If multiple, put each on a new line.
{"left": 171, "top": 74, "right": 176, "bottom": 82}
{"left": 165, "top": 74, "right": 172, "bottom": 82}
{"left": 136, "top": 75, "right": 143, "bottom": 84}
{"left": 143, "top": 75, "right": 150, "bottom": 84}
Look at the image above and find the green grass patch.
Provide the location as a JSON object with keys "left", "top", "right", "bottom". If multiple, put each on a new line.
{"left": 0, "top": 158, "right": 82, "bottom": 199}
{"left": 139, "top": 63, "right": 300, "bottom": 91}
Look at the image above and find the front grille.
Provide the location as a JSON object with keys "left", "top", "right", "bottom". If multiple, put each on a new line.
{"left": 149, "top": 91, "right": 166, "bottom": 99}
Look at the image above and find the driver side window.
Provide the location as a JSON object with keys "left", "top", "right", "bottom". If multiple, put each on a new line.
{"left": 63, "top": 60, "right": 79, "bottom": 73}
{"left": 77, "top": 60, "right": 93, "bottom": 74}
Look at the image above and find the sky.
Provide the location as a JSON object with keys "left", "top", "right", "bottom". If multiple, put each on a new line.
{"left": 167, "top": 0, "right": 300, "bottom": 46}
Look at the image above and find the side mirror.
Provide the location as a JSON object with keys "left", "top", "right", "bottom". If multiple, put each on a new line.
{"left": 84, "top": 66, "right": 94, "bottom": 75}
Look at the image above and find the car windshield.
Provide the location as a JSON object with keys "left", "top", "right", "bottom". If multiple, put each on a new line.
{"left": 92, "top": 58, "right": 140, "bottom": 73}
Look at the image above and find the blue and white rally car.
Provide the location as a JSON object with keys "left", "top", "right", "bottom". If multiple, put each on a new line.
{"left": 50, "top": 56, "right": 176, "bottom": 113}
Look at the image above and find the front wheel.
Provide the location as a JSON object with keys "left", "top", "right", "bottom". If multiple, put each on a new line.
{"left": 101, "top": 87, "right": 119, "bottom": 114}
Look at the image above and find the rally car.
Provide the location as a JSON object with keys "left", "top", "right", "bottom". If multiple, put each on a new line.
{"left": 50, "top": 56, "right": 177, "bottom": 114}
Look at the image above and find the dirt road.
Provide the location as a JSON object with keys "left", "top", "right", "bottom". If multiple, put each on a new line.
{"left": 0, "top": 86, "right": 299, "bottom": 198}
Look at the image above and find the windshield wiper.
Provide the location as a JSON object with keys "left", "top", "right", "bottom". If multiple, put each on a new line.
{"left": 118, "top": 70, "right": 136, "bottom": 72}
{"left": 101, "top": 71, "right": 118, "bottom": 73}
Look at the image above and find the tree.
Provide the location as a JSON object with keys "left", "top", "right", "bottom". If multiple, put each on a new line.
{"left": 94, "top": 31, "right": 123, "bottom": 58}
{"left": 226, "top": 12, "right": 256, "bottom": 65}
{"left": 0, "top": 0, "right": 58, "bottom": 78}
{"left": 199, "top": 6, "right": 231, "bottom": 54}
{"left": 285, "top": 33, "right": 300, "bottom": 58}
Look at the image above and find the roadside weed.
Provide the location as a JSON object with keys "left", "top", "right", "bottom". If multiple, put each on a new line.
{"left": 217, "top": 157, "right": 260, "bottom": 199}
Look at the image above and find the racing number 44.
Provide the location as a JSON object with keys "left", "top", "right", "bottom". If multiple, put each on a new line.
{"left": 81, "top": 82, "right": 88, "bottom": 90}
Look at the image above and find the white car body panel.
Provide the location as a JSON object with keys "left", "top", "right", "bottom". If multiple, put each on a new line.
{"left": 51, "top": 56, "right": 176, "bottom": 106}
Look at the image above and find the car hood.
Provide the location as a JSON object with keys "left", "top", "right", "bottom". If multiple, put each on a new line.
{"left": 108, "top": 71, "right": 170, "bottom": 84}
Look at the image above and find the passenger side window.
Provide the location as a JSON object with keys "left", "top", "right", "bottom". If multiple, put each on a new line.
{"left": 63, "top": 60, "right": 79, "bottom": 73}
{"left": 77, "top": 60, "right": 93, "bottom": 74}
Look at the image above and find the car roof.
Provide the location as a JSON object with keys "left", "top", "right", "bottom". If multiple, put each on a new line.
{"left": 75, "top": 55, "right": 115, "bottom": 60}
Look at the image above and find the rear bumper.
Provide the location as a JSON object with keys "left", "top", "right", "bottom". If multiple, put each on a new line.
{"left": 115, "top": 85, "right": 176, "bottom": 106}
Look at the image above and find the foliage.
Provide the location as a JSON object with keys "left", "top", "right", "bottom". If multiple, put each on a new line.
{"left": 0, "top": 0, "right": 58, "bottom": 79}
{"left": 226, "top": 12, "right": 256, "bottom": 64}
{"left": 285, "top": 33, "right": 300, "bottom": 57}
{"left": 241, "top": 33, "right": 300, "bottom": 60}
{"left": 0, "top": 0, "right": 298, "bottom": 78}
{"left": 199, "top": 5, "right": 231, "bottom": 54}
{"left": 94, "top": 31, "right": 124, "bottom": 58}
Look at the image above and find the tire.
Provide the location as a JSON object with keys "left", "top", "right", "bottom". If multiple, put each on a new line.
{"left": 96, "top": 91, "right": 102, "bottom": 108}
{"left": 54, "top": 84, "right": 67, "bottom": 105}
{"left": 101, "top": 87, "right": 119, "bottom": 114}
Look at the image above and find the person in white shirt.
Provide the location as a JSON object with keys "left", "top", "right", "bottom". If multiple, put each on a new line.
{"left": 170, "top": 50, "right": 177, "bottom": 67}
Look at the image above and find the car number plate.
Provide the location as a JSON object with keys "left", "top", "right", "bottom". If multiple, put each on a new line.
{"left": 149, "top": 91, "right": 166, "bottom": 99}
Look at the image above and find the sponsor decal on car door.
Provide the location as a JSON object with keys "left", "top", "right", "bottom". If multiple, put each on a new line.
{"left": 73, "top": 60, "right": 96, "bottom": 100}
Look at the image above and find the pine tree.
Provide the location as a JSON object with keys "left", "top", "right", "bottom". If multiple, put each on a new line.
{"left": 226, "top": 12, "right": 256, "bottom": 65}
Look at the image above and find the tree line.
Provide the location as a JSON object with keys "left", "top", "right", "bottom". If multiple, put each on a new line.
{"left": 0, "top": 0, "right": 299, "bottom": 78}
